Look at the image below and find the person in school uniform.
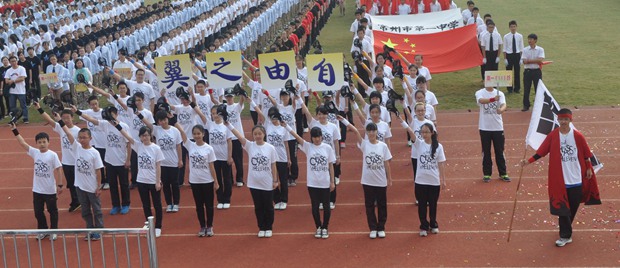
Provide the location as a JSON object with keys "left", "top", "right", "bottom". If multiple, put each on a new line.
{"left": 503, "top": 20, "right": 524, "bottom": 94}
{"left": 475, "top": 86, "right": 510, "bottom": 183}
{"left": 520, "top": 33, "right": 545, "bottom": 112}
{"left": 397, "top": 0, "right": 411, "bottom": 15}
{"left": 480, "top": 20, "right": 502, "bottom": 77}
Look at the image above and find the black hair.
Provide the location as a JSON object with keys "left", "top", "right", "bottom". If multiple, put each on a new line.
{"left": 138, "top": 126, "right": 153, "bottom": 138}
{"left": 155, "top": 110, "right": 168, "bottom": 122}
{"left": 192, "top": 124, "right": 206, "bottom": 135}
{"left": 369, "top": 91, "right": 382, "bottom": 103}
{"left": 251, "top": 125, "right": 267, "bottom": 141}
{"left": 35, "top": 132, "right": 50, "bottom": 141}
{"left": 365, "top": 122, "right": 378, "bottom": 132}
{"left": 196, "top": 80, "right": 206, "bottom": 86}
{"left": 416, "top": 76, "right": 427, "bottom": 85}
{"left": 483, "top": 13, "right": 492, "bottom": 19}
{"left": 422, "top": 123, "right": 439, "bottom": 159}
{"left": 310, "top": 127, "right": 323, "bottom": 138}
{"left": 528, "top": 33, "right": 538, "bottom": 40}
{"left": 60, "top": 110, "right": 73, "bottom": 116}
{"left": 472, "top": 7, "right": 479, "bottom": 11}
{"left": 135, "top": 68, "right": 145, "bottom": 75}
{"left": 372, "top": 77, "right": 384, "bottom": 85}
{"left": 133, "top": 91, "right": 145, "bottom": 100}
{"left": 486, "top": 20, "right": 495, "bottom": 26}
{"left": 315, "top": 105, "right": 328, "bottom": 115}
{"left": 87, "top": 95, "right": 98, "bottom": 104}
{"left": 467, "top": 0, "right": 475, "bottom": 5}
{"left": 508, "top": 20, "right": 517, "bottom": 27}
{"left": 368, "top": 103, "right": 381, "bottom": 114}
{"left": 558, "top": 108, "right": 572, "bottom": 116}
{"left": 78, "top": 128, "right": 92, "bottom": 138}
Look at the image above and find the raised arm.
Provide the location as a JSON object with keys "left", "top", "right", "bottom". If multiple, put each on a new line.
{"left": 174, "top": 122, "right": 188, "bottom": 144}
{"left": 339, "top": 115, "right": 362, "bottom": 148}
{"left": 9, "top": 124, "right": 30, "bottom": 151}
{"left": 34, "top": 102, "right": 56, "bottom": 126}
{"left": 72, "top": 105, "right": 100, "bottom": 126}
{"left": 87, "top": 83, "right": 111, "bottom": 98}
{"left": 224, "top": 121, "right": 247, "bottom": 146}
{"left": 297, "top": 95, "right": 314, "bottom": 124}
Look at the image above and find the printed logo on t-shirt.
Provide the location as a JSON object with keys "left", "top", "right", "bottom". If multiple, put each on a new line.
{"left": 189, "top": 152, "right": 208, "bottom": 169}
{"left": 107, "top": 132, "right": 122, "bottom": 148}
{"left": 76, "top": 158, "right": 93, "bottom": 176}
{"left": 198, "top": 102, "right": 209, "bottom": 114}
{"left": 281, "top": 113, "right": 294, "bottom": 126}
{"left": 87, "top": 121, "right": 99, "bottom": 131}
{"left": 178, "top": 111, "right": 192, "bottom": 124}
{"left": 262, "top": 98, "right": 273, "bottom": 109}
{"left": 377, "top": 132, "right": 385, "bottom": 142}
{"left": 327, "top": 113, "right": 337, "bottom": 123}
{"left": 61, "top": 135, "right": 71, "bottom": 149}
{"left": 209, "top": 130, "right": 226, "bottom": 145}
{"left": 309, "top": 154, "right": 329, "bottom": 172}
{"left": 158, "top": 136, "right": 175, "bottom": 151}
{"left": 482, "top": 102, "right": 498, "bottom": 114}
{"left": 560, "top": 141, "right": 577, "bottom": 162}
{"left": 267, "top": 133, "right": 284, "bottom": 147}
{"left": 365, "top": 152, "right": 384, "bottom": 170}
{"left": 166, "top": 91, "right": 176, "bottom": 99}
{"left": 250, "top": 153, "right": 270, "bottom": 171}
{"left": 138, "top": 154, "right": 154, "bottom": 169}
{"left": 322, "top": 132, "right": 333, "bottom": 145}
{"left": 133, "top": 117, "right": 145, "bottom": 129}
{"left": 228, "top": 111, "right": 238, "bottom": 124}
{"left": 418, "top": 149, "right": 438, "bottom": 171}
{"left": 34, "top": 160, "right": 51, "bottom": 178}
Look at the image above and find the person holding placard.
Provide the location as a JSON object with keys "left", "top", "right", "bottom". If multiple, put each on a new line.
{"left": 475, "top": 86, "right": 510, "bottom": 183}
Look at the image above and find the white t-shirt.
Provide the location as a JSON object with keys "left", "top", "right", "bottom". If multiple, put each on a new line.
{"left": 125, "top": 80, "right": 155, "bottom": 110}
{"left": 247, "top": 80, "right": 262, "bottom": 112}
{"left": 358, "top": 140, "right": 392, "bottom": 187}
{"left": 277, "top": 104, "right": 296, "bottom": 134}
{"left": 98, "top": 121, "right": 130, "bottom": 166}
{"left": 398, "top": 4, "right": 411, "bottom": 15}
{"left": 153, "top": 126, "right": 182, "bottom": 167}
{"left": 108, "top": 95, "right": 132, "bottom": 126}
{"left": 207, "top": 122, "right": 233, "bottom": 160}
{"left": 72, "top": 142, "right": 104, "bottom": 193}
{"left": 53, "top": 124, "right": 81, "bottom": 165}
{"left": 128, "top": 109, "right": 154, "bottom": 141}
{"left": 560, "top": 129, "right": 582, "bottom": 186}
{"left": 309, "top": 119, "right": 341, "bottom": 149}
{"left": 243, "top": 141, "right": 277, "bottom": 191}
{"left": 226, "top": 103, "right": 244, "bottom": 140}
{"left": 365, "top": 120, "right": 392, "bottom": 142}
{"left": 28, "top": 147, "right": 62, "bottom": 195}
{"left": 184, "top": 140, "right": 216, "bottom": 184}
{"left": 265, "top": 121, "right": 290, "bottom": 162}
{"left": 135, "top": 142, "right": 164, "bottom": 184}
{"left": 300, "top": 141, "right": 336, "bottom": 189}
{"left": 425, "top": 90, "right": 439, "bottom": 106}
{"left": 409, "top": 117, "right": 435, "bottom": 158}
{"left": 173, "top": 104, "right": 199, "bottom": 136}
{"left": 475, "top": 88, "right": 506, "bottom": 131}
{"left": 80, "top": 109, "right": 106, "bottom": 148}
{"left": 363, "top": 103, "right": 392, "bottom": 123}
{"left": 194, "top": 93, "right": 214, "bottom": 123}
{"left": 413, "top": 139, "right": 446, "bottom": 186}
{"left": 4, "top": 66, "right": 27, "bottom": 94}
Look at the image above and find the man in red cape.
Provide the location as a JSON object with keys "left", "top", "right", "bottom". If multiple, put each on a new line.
{"left": 521, "top": 108, "right": 601, "bottom": 247}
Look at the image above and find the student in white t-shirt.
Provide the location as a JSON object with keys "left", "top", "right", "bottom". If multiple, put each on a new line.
{"left": 57, "top": 122, "right": 105, "bottom": 240}
{"left": 341, "top": 120, "right": 393, "bottom": 239}
{"left": 226, "top": 122, "right": 277, "bottom": 238}
{"left": 116, "top": 125, "right": 164, "bottom": 238}
{"left": 11, "top": 125, "right": 63, "bottom": 240}
{"left": 286, "top": 125, "right": 336, "bottom": 239}
{"left": 398, "top": 120, "right": 446, "bottom": 236}
{"left": 403, "top": 102, "right": 436, "bottom": 204}
{"left": 475, "top": 86, "right": 509, "bottom": 183}
{"left": 222, "top": 89, "right": 246, "bottom": 188}
{"left": 397, "top": 0, "right": 412, "bottom": 15}
{"left": 176, "top": 124, "right": 219, "bottom": 237}
{"left": 354, "top": 103, "right": 393, "bottom": 148}
{"left": 207, "top": 104, "right": 234, "bottom": 210}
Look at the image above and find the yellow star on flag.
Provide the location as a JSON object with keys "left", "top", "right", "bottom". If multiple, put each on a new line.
{"left": 381, "top": 38, "right": 398, "bottom": 48}
{"left": 410, "top": 43, "right": 415, "bottom": 48}
{"left": 404, "top": 38, "right": 409, "bottom": 43}
{"left": 403, "top": 51, "right": 410, "bottom": 55}
{"left": 411, "top": 49, "right": 416, "bottom": 53}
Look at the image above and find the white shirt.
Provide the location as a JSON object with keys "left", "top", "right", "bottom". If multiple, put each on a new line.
{"left": 418, "top": 66, "right": 432, "bottom": 83}
{"left": 173, "top": 105, "right": 200, "bottom": 137}
{"left": 128, "top": 109, "right": 154, "bottom": 141}
{"left": 430, "top": 2, "right": 442, "bottom": 12}
{"left": 207, "top": 122, "right": 233, "bottom": 160}
{"left": 521, "top": 45, "right": 545, "bottom": 69}
{"left": 226, "top": 103, "right": 244, "bottom": 140}
{"left": 264, "top": 121, "right": 290, "bottom": 162}
{"left": 300, "top": 141, "right": 336, "bottom": 189}
{"left": 277, "top": 104, "right": 296, "bottom": 133}
{"left": 134, "top": 142, "right": 164, "bottom": 184}
{"left": 28, "top": 147, "right": 62, "bottom": 195}
{"left": 475, "top": 88, "right": 506, "bottom": 131}
{"left": 124, "top": 80, "right": 155, "bottom": 110}
{"left": 413, "top": 139, "right": 446, "bottom": 186}
{"left": 424, "top": 90, "right": 439, "bottom": 106}
{"left": 243, "top": 141, "right": 277, "bottom": 191}
{"left": 98, "top": 120, "right": 130, "bottom": 166}
{"left": 560, "top": 129, "right": 582, "bottom": 186}
{"left": 398, "top": 4, "right": 411, "bottom": 15}
{"left": 467, "top": 16, "right": 484, "bottom": 26}
{"left": 309, "top": 119, "right": 341, "bottom": 149}
{"left": 247, "top": 80, "right": 262, "bottom": 112}
{"left": 72, "top": 142, "right": 104, "bottom": 193}
{"left": 503, "top": 32, "right": 524, "bottom": 54}
{"left": 408, "top": 117, "right": 435, "bottom": 158}
{"left": 153, "top": 126, "right": 182, "bottom": 167}
{"left": 364, "top": 120, "right": 392, "bottom": 142}
{"left": 184, "top": 140, "right": 216, "bottom": 184}
{"left": 363, "top": 103, "right": 392, "bottom": 123}
{"left": 53, "top": 124, "right": 81, "bottom": 165}
{"left": 79, "top": 109, "right": 106, "bottom": 148}
{"left": 358, "top": 140, "right": 392, "bottom": 187}
{"left": 4, "top": 66, "right": 27, "bottom": 94}
{"left": 480, "top": 31, "right": 502, "bottom": 51}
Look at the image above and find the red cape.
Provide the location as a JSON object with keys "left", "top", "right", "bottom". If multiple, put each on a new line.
{"left": 533, "top": 128, "right": 601, "bottom": 216}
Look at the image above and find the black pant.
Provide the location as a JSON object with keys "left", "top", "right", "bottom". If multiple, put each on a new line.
{"left": 62, "top": 164, "right": 79, "bottom": 207}
{"left": 479, "top": 130, "right": 507, "bottom": 177}
{"left": 404, "top": 107, "right": 412, "bottom": 141}
{"left": 523, "top": 68, "right": 542, "bottom": 109}
{"left": 505, "top": 53, "right": 521, "bottom": 92}
{"left": 179, "top": 147, "right": 188, "bottom": 185}
{"left": 250, "top": 188, "right": 274, "bottom": 231}
{"left": 362, "top": 184, "right": 387, "bottom": 231}
{"left": 559, "top": 186, "right": 582, "bottom": 239}
{"left": 190, "top": 182, "right": 215, "bottom": 228}
{"left": 130, "top": 150, "right": 138, "bottom": 185}
{"left": 287, "top": 140, "right": 299, "bottom": 181}
{"left": 415, "top": 183, "right": 440, "bottom": 230}
{"left": 331, "top": 147, "right": 341, "bottom": 204}
{"left": 161, "top": 166, "right": 180, "bottom": 205}
{"left": 412, "top": 158, "right": 418, "bottom": 201}
{"left": 308, "top": 187, "right": 331, "bottom": 229}
{"left": 339, "top": 110, "right": 353, "bottom": 142}
{"left": 137, "top": 182, "right": 162, "bottom": 229}
{"left": 295, "top": 109, "right": 304, "bottom": 136}
{"left": 231, "top": 139, "right": 244, "bottom": 183}
{"left": 250, "top": 110, "right": 258, "bottom": 126}
{"left": 1, "top": 93, "right": 11, "bottom": 117}
{"left": 106, "top": 163, "right": 130, "bottom": 207}
{"left": 95, "top": 147, "right": 107, "bottom": 184}
{"left": 484, "top": 50, "right": 499, "bottom": 72}
{"left": 303, "top": 96, "right": 309, "bottom": 129}
{"left": 31, "top": 78, "right": 42, "bottom": 99}
{"left": 214, "top": 160, "right": 232, "bottom": 203}
{"left": 33, "top": 192, "right": 58, "bottom": 229}
{"left": 274, "top": 162, "right": 289, "bottom": 203}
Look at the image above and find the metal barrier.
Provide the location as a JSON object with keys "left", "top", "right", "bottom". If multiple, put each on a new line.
{"left": 0, "top": 216, "right": 158, "bottom": 268}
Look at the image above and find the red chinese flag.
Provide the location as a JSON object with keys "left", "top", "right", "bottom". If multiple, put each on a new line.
{"left": 373, "top": 24, "right": 483, "bottom": 74}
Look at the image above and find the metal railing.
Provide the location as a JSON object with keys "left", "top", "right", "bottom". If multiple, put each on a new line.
{"left": 0, "top": 216, "right": 158, "bottom": 268}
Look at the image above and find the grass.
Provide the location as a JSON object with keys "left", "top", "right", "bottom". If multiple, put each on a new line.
{"left": 15, "top": 0, "right": 620, "bottom": 124}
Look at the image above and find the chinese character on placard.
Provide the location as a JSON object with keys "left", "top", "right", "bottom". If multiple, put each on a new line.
{"left": 448, "top": 20, "right": 459, "bottom": 30}
{"left": 415, "top": 26, "right": 425, "bottom": 32}
{"left": 403, "top": 26, "right": 413, "bottom": 33}
{"left": 264, "top": 59, "right": 289, "bottom": 80}
{"left": 161, "top": 60, "right": 190, "bottom": 89}
{"left": 312, "top": 58, "right": 335, "bottom": 87}
{"left": 211, "top": 57, "right": 242, "bottom": 81}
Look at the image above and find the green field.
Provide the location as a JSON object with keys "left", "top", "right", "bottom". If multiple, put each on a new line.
{"left": 318, "top": 0, "right": 620, "bottom": 110}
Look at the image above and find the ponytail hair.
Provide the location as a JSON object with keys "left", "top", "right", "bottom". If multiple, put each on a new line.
{"left": 422, "top": 123, "right": 438, "bottom": 159}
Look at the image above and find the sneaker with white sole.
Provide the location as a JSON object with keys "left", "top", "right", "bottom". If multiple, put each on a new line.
{"left": 321, "top": 228, "right": 329, "bottom": 239}
{"left": 303, "top": 128, "right": 309, "bottom": 133}
{"left": 216, "top": 203, "right": 224, "bottom": 209}
{"left": 274, "top": 202, "right": 281, "bottom": 210}
{"left": 407, "top": 140, "right": 413, "bottom": 147}
{"left": 330, "top": 202, "right": 335, "bottom": 210}
{"left": 289, "top": 180, "right": 297, "bottom": 187}
{"left": 319, "top": 203, "right": 324, "bottom": 210}
{"left": 369, "top": 230, "right": 377, "bottom": 239}
{"left": 335, "top": 177, "right": 340, "bottom": 185}
{"left": 166, "top": 205, "right": 173, "bottom": 213}
{"left": 223, "top": 203, "right": 231, "bottom": 209}
{"left": 198, "top": 228, "right": 207, "bottom": 237}
{"left": 265, "top": 230, "right": 273, "bottom": 238}
{"left": 50, "top": 234, "right": 57, "bottom": 241}
{"left": 155, "top": 228, "right": 161, "bottom": 238}
{"left": 36, "top": 233, "right": 49, "bottom": 240}
{"left": 340, "top": 142, "right": 346, "bottom": 148}
{"left": 206, "top": 227, "right": 214, "bottom": 237}
{"left": 377, "top": 231, "right": 386, "bottom": 238}
{"left": 431, "top": 228, "right": 439, "bottom": 234}
{"left": 419, "top": 230, "right": 428, "bottom": 237}
{"left": 315, "top": 228, "right": 322, "bottom": 238}
{"left": 102, "top": 183, "right": 110, "bottom": 190}
{"left": 236, "top": 182, "right": 244, "bottom": 187}
{"left": 172, "top": 204, "right": 179, "bottom": 212}
{"left": 555, "top": 237, "right": 572, "bottom": 247}
{"left": 258, "top": 231, "right": 265, "bottom": 238}
{"left": 279, "top": 203, "right": 287, "bottom": 210}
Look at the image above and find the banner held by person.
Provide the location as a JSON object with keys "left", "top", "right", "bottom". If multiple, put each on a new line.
{"left": 39, "top": 73, "right": 58, "bottom": 84}
{"left": 306, "top": 53, "right": 344, "bottom": 92}
{"left": 155, "top": 54, "right": 194, "bottom": 91}
{"left": 371, "top": 9, "right": 463, "bottom": 35}
{"left": 484, "top": 70, "right": 513, "bottom": 88}
{"left": 205, "top": 51, "right": 243, "bottom": 88}
{"left": 373, "top": 24, "right": 482, "bottom": 74}
{"left": 258, "top": 50, "right": 298, "bottom": 90}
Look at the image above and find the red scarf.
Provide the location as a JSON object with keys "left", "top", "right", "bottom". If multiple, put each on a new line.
{"left": 533, "top": 128, "right": 601, "bottom": 216}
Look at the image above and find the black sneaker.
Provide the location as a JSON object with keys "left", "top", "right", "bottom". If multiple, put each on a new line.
{"left": 69, "top": 204, "right": 81, "bottom": 212}
{"left": 500, "top": 175, "right": 511, "bottom": 182}
{"left": 482, "top": 176, "right": 491, "bottom": 183}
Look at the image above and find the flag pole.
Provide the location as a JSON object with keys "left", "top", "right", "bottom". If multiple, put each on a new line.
{"left": 507, "top": 144, "right": 529, "bottom": 242}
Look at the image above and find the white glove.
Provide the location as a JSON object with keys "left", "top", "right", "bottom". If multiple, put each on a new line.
{"left": 495, "top": 57, "right": 500, "bottom": 64}
{"left": 504, "top": 59, "right": 509, "bottom": 66}
{"left": 482, "top": 58, "right": 487, "bottom": 64}
{"left": 519, "top": 59, "right": 524, "bottom": 65}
